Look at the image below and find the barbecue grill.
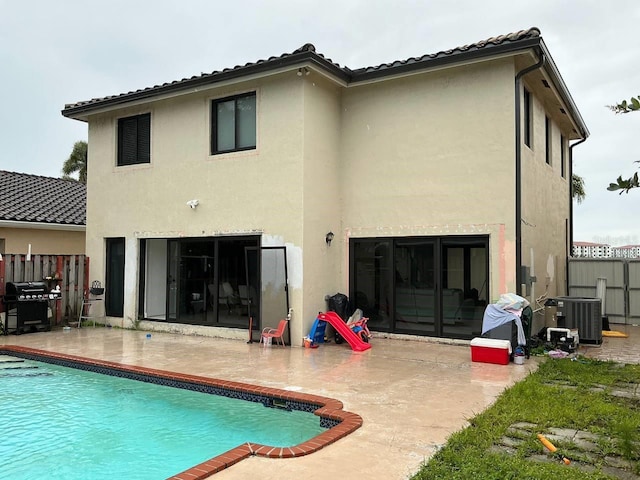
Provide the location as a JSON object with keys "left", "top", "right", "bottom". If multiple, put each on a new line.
{"left": 2, "top": 282, "right": 57, "bottom": 334}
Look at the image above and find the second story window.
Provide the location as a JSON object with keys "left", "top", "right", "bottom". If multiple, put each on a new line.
{"left": 117, "top": 113, "right": 151, "bottom": 166}
{"left": 211, "top": 92, "right": 256, "bottom": 154}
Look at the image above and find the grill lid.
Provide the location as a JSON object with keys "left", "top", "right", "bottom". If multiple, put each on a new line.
{"left": 6, "top": 282, "right": 50, "bottom": 300}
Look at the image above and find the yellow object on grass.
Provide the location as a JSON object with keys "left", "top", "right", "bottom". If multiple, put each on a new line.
{"left": 537, "top": 433, "right": 571, "bottom": 465}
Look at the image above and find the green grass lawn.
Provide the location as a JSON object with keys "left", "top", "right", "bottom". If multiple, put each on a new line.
{"left": 412, "top": 357, "right": 640, "bottom": 479}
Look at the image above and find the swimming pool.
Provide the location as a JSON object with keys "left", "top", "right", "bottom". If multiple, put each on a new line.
{"left": 0, "top": 346, "right": 363, "bottom": 479}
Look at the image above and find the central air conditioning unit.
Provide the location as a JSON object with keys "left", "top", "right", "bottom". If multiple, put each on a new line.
{"left": 556, "top": 297, "right": 602, "bottom": 345}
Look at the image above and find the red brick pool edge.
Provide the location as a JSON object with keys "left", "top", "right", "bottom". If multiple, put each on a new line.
{"left": 0, "top": 345, "right": 363, "bottom": 480}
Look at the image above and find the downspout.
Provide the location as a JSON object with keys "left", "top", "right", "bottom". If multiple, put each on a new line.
{"left": 514, "top": 51, "right": 545, "bottom": 296}
{"left": 566, "top": 136, "right": 587, "bottom": 294}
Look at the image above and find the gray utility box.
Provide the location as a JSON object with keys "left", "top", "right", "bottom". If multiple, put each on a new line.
{"left": 556, "top": 297, "right": 602, "bottom": 345}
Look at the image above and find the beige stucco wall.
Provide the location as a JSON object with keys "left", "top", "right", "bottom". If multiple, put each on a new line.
{"left": 86, "top": 72, "right": 308, "bottom": 331}
{"left": 0, "top": 227, "right": 85, "bottom": 254}
{"left": 300, "top": 75, "right": 343, "bottom": 339}
{"left": 520, "top": 79, "right": 572, "bottom": 307}
{"left": 340, "top": 58, "right": 519, "bottom": 299}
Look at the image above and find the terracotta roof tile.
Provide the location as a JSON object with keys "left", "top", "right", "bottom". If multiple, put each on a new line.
{"left": 63, "top": 27, "right": 540, "bottom": 116}
{"left": 0, "top": 171, "right": 86, "bottom": 226}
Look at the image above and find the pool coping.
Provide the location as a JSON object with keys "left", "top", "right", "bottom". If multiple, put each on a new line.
{"left": 0, "top": 345, "right": 363, "bottom": 480}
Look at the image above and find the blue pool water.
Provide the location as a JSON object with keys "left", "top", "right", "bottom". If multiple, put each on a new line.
{"left": 0, "top": 356, "right": 325, "bottom": 479}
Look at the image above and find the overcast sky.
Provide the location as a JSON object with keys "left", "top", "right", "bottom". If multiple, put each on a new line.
{"left": 1, "top": 0, "right": 638, "bottom": 244}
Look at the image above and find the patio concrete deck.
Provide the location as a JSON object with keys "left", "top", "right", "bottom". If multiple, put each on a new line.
{"left": 2, "top": 325, "right": 636, "bottom": 479}
{"left": 580, "top": 323, "right": 640, "bottom": 364}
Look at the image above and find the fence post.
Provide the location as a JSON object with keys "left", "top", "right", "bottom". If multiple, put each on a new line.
{"left": 84, "top": 257, "right": 90, "bottom": 295}
{"left": 56, "top": 256, "right": 64, "bottom": 321}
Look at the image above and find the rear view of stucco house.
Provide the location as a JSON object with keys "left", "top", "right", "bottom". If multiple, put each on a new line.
{"left": 62, "top": 27, "right": 587, "bottom": 345}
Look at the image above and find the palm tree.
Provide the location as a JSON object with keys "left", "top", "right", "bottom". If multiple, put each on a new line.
{"left": 62, "top": 140, "right": 88, "bottom": 184}
{"left": 572, "top": 173, "right": 585, "bottom": 204}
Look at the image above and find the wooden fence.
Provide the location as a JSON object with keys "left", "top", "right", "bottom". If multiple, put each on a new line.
{"left": 0, "top": 254, "right": 90, "bottom": 327}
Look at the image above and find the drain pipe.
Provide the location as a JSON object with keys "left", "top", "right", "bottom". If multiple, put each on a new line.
{"left": 566, "top": 135, "right": 587, "bottom": 294}
{"left": 515, "top": 51, "right": 545, "bottom": 296}
{"left": 568, "top": 136, "right": 587, "bottom": 251}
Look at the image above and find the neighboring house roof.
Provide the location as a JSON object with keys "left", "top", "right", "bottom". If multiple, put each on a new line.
{"left": 61, "top": 27, "right": 588, "bottom": 138}
{"left": 573, "top": 242, "right": 609, "bottom": 247}
{"left": 0, "top": 171, "right": 86, "bottom": 226}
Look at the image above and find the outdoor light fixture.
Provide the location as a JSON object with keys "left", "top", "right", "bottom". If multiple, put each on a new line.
{"left": 325, "top": 231, "right": 334, "bottom": 246}
{"left": 297, "top": 67, "right": 310, "bottom": 76}
{"left": 186, "top": 199, "right": 199, "bottom": 209}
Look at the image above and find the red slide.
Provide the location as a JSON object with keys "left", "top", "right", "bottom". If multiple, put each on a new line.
{"left": 319, "top": 311, "right": 371, "bottom": 352}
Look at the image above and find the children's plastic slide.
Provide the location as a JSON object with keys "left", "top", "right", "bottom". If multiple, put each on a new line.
{"left": 318, "top": 311, "right": 371, "bottom": 352}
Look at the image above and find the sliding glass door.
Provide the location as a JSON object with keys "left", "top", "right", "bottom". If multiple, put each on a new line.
{"left": 350, "top": 235, "right": 489, "bottom": 340}
{"left": 139, "top": 236, "right": 260, "bottom": 327}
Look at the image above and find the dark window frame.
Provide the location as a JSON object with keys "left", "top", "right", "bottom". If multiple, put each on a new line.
{"left": 523, "top": 88, "right": 532, "bottom": 148}
{"left": 560, "top": 134, "right": 566, "bottom": 178}
{"left": 210, "top": 92, "right": 257, "bottom": 155}
{"left": 105, "top": 237, "right": 125, "bottom": 317}
{"left": 545, "top": 116, "right": 552, "bottom": 165}
{"left": 117, "top": 113, "right": 151, "bottom": 166}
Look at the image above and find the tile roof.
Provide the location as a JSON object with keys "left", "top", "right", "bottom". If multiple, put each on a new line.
{"left": 62, "top": 28, "right": 541, "bottom": 116}
{"left": 0, "top": 171, "right": 86, "bottom": 226}
{"left": 351, "top": 28, "right": 541, "bottom": 76}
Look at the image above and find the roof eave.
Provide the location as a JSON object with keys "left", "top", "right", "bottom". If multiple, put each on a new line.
{"left": 0, "top": 220, "right": 86, "bottom": 231}
{"left": 349, "top": 37, "right": 542, "bottom": 83}
{"left": 61, "top": 51, "right": 350, "bottom": 121}
{"left": 538, "top": 40, "right": 589, "bottom": 139}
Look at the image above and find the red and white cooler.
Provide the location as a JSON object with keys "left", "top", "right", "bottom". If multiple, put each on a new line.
{"left": 470, "top": 337, "right": 512, "bottom": 365}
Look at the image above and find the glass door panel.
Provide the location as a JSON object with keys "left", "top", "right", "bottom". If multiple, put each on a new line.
{"left": 167, "top": 240, "right": 179, "bottom": 322}
{"left": 178, "top": 240, "right": 214, "bottom": 325}
{"left": 441, "top": 239, "right": 488, "bottom": 338}
{"left": 441, "top": 246, "right": 465, "bottom": 333}
{"left": 217, "top": 238, "right": 256, "bottom": 328}
{"left": 351, "top": 240, "right": 392, "bottom": 331}
{"left": 255, "top": 246, "right": 289, "bottom": 343}
{"left": 394, "top": 239, "right": 436, "bottom": 335}
{"left": 142, "top": 239, "right": 168, "bottom": 320}
{"left": 244, "top": 247, "right": 260, "bottom": 338}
